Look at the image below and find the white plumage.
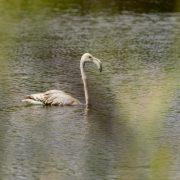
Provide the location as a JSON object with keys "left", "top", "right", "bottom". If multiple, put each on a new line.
{"left": 22, "top": 90, "right": 80, "bottom": 106}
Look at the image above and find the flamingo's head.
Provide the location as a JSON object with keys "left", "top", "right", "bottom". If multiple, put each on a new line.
{"left": 81, "top": 53, "right": 102, "bottom": 72}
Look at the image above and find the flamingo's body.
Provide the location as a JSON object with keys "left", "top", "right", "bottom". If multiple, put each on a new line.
{"left": 22, "top": 53, "right": 102, "bottom": 107}
{"left": 22, "top": 90, "right": 81, "bottom": 106}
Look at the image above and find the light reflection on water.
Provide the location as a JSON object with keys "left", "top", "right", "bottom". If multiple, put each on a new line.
{"left": 0, "top": 2, "right": 179, "bottom": 180}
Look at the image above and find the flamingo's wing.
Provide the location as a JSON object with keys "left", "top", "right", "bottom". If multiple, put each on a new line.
{"left": 22, "top": 90, "right": 81, "bottom": 106}
{"left": 43, "top": 90, "right": 81, "bottom": 106}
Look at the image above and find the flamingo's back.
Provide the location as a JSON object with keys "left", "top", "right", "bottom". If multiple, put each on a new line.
{"left": 22, "top": 90, "right": 81, "bottom": 106}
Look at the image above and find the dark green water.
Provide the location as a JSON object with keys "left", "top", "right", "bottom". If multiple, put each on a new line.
{"left": 0, "top": 1, "right": 179, "bottom": 180}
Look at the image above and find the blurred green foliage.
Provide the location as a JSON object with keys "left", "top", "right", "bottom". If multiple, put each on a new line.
{"left": 0, "top": 0, "right": 179, "bottom": 16}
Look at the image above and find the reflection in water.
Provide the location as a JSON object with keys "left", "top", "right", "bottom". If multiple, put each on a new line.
{"left": 0, "top": 1, "right": 180, "bottom": 180}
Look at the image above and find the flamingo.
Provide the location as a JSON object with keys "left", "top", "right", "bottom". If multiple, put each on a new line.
{"left": 22, "top": 53, "right": 102, "bottom": 107}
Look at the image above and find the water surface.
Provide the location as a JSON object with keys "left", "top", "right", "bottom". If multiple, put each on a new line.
{"left": 0, "top": 1, "right": 179, "bottom": 180}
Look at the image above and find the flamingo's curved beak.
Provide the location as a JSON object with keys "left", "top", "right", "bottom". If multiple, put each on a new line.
{"left": 93, "top": 58, "right": 102, "bottom": 72}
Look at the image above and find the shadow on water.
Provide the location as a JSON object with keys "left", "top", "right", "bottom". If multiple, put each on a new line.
{"left": 82, "top": 89, "right": 134, "bottom": 179}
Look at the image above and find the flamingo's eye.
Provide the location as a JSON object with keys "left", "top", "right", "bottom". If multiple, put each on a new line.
{"left": 89, "top": 56, "right": 92, "bottom": 59}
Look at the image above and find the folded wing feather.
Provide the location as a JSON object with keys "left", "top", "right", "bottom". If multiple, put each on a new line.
{"left": 22, "top": 90, "right": 81, "bottom": 106}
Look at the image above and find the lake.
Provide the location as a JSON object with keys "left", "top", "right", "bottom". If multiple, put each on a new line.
{"left": 0, "top": 1, "right": 179, "bottom": 179}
